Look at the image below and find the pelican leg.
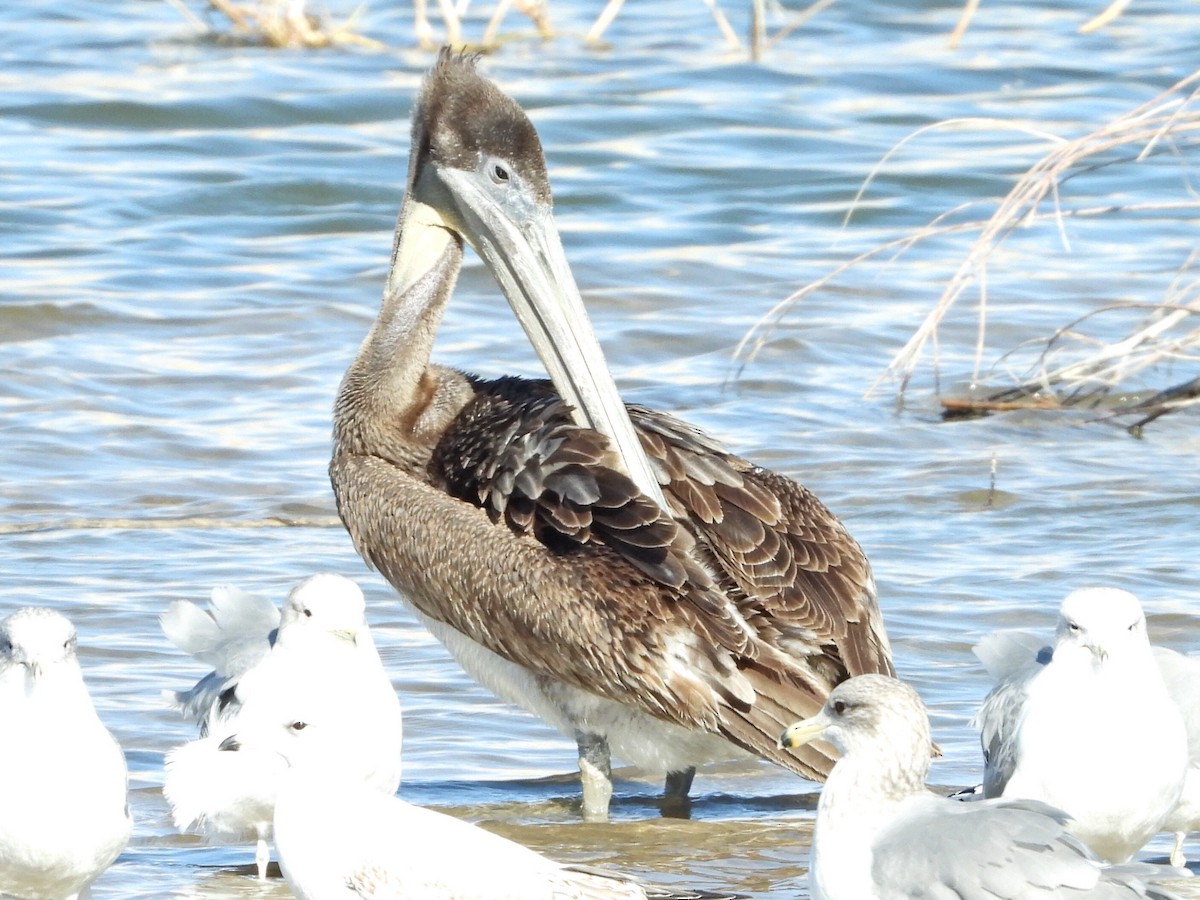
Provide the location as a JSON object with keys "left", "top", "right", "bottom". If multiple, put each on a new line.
{"left": 660, "top": 766, "right": 695, "bottom": 818}
{"left": 575, "top": 731, "right": 612, "bottom": 821}
{"left": 255, "top": 838, "right": 270, "bottom": 880}
{"left": 1170, "top": 831, "right": 1187, "bottom": 868}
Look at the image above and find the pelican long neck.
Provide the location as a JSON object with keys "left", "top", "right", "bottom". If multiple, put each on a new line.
{"left": 335, "top": 197, "right": 463, "bottom": 449}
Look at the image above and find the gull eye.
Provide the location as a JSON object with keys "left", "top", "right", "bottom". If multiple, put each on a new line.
{"left": 832, "top": 700, "right": 847, "bottom": 715}
{"left": 1068, "top": 622, "right": 1080, "bottom": 632}
{"left": 302, "top": 608, "right": 312, "bottom": 618}
{"left": 289, "top": 721, "right": 309, "bottom": 732}
{"left": 490, "top": 162, "right": 510, "bottom": 184}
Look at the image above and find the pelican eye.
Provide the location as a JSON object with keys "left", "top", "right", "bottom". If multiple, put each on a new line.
{"left": 490, "top": 162, "right": 510, "bottom": 184}
{"left": 1067, "top": 621, "right": 1079, "bottom": 632}
{"left": 289, "top": 721, "right": 309, "bottom": 732}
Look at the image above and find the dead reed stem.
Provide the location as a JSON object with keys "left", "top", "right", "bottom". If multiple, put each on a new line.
{"left": 738, "top": 68, "right": 1200, "bottom": 430}
{"left": 171, "top": 0, "right": 385, "bottom": 49}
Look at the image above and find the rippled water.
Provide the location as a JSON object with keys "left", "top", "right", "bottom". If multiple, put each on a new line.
{"left": 3, "top": 0, "right": 1198, "bottom": 896}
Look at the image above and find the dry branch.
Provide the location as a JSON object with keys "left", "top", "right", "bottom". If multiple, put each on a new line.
{"left": 949, "top": 0, "right": 1133, "bottom": 46}
{"left": 739, "top": 67, "right": 1200, "bottom": 431}
{"left": 170, "top": 0, "right": 385, "bottom": 49}
{"left": 883, "top": 68, "right": 1200, "bottom": 398}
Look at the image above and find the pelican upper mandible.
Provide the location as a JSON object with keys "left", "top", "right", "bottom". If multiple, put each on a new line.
{"left": 330, "top": 49, "right": 894, "bottom": 820}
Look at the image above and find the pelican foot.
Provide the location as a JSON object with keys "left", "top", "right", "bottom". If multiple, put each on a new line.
{"left": 660, "top": 766, "right": 695, "bottom": 819}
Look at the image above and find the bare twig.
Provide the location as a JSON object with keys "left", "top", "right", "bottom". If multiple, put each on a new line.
{"left": 1079, "top": 0, "right": 1132, "bottom": 34}
{"left": 949, "top": 0, "right": 1134, "bottom": 46}
{"left": 1123, "top": 376, "right": 1200, "bottom": 435}
{"left": 880, "top": 68, "right": 1200, "bottom": 395}
{"left": 739, "top": 68, "right": 1200, "bottom": 430}
{"left": 168, "top": 0, "right": 385, "bottom": 49}
{"left": 763, "top": 0, "right": 839, "bottom": 52}
{"left": 163, "top": 0, "right": 209, "bottom": 30}
{"left": 947, "top": 0, "right": 980, "bottom": 49}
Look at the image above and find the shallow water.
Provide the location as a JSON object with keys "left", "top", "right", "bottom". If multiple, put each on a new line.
{"left": 2, "top": 0, "right": 1199, "bottom": 896}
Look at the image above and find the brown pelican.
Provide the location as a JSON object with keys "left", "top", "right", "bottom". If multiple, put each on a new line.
{"left": 331, "top": 50, "right": 894, "bottom": 820}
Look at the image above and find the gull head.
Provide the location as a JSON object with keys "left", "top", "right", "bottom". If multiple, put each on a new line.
{"left": 216, "top": 691, "right": 349, "bottom": 778}
{"left": 779, "top": 674, "right": 931, "bottom": 782}
{"left": 1054, "top": 587, "right": 1148, "bottom": 666}
{"left": 0, "top": 607, "right": 79, "bottom": 678}
{"left": 213, "top": 664, "right": 384, "bottom": 779}
{"left": 218, "top": 715, "right": 321, "bottom": 773}
{"left": 277, "top": 574, "right": 367, "bottom": 647}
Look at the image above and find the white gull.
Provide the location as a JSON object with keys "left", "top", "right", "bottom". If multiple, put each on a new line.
{"left": 162, "top": 573, "right": 402, "bottom": 880}
{"left": 973, "top": 587, "right": 1189, "bottom": 864}
{"left": 220, "top": 673, "right": 743, "bottom": 900}
{"left": 780, "top": 674, "right": 1186, "bottom": 900}
{"left": 975, "top": 589, "right": 1200, "bottom": 867}
{"left": 0, "top": 607, "right": 131, "bottom": 900}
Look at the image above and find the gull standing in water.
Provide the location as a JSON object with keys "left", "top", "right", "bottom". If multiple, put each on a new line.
{"left": 330, "top": 48, "right": 894, "bottom": 821}
{"left": 162, "top": 573, "right": 402, "bottom": 880}
{"left": 1154, "top": 647, "right": 1200, "bottom": 867}
{"left": 779, "top": 674, "right": 1186, "bottom": 900}
{"left": 975, "top": 592, "right": 1200, "bottom": 867}
{"left": 973, "top": 587, "right": 1188, "bottom": 864}
{"left": 0, "top": 607, "right": 131, "bottom": 900}
{"left": 220, "top": 671, "right": 744, "bottom": 900}
{"left": 161, "top": 573, "right": 382, "bottom": 733}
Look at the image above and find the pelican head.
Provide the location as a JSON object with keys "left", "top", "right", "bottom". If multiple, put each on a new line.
{"left": 388, "top": 50, "right": 663, "bottom": 504}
